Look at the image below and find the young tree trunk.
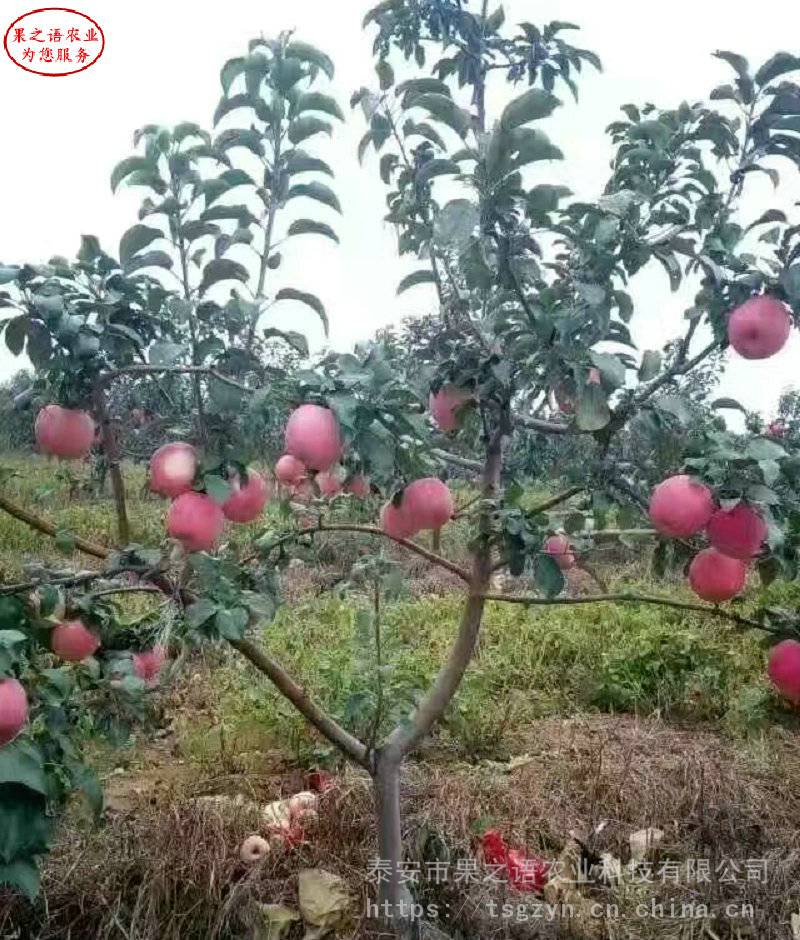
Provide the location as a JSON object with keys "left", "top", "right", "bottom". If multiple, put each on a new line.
{"left": 93, "top": 383, "right": 130, "bottom": 544}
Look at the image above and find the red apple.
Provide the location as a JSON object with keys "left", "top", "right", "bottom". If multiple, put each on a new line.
{"left": 688, "top": 549, "right": 747, "bottom": 603}
{"left": 149, "top": 442, "right": 198, "bottom": 499}
{"left": 222, "top": 469, "right": 270, "bottom": 523}
{"left": 167, "top": 492, "right": 225, "bottom": 552}
{"left": 707, "top": 503, "right": 767, "bottom": 560}
{"left": 429, "top": 385, "right": 471, "bottom": 433}
{"left": 275, "top": 454, "right": 307, "bottom": 485}
{"left": 0, "top": 678, "right": 28, "bottom": 746}
{"left": 51, "top": 619, "right": 100, "bottom": 662}
{"left": 316, "top": 469, "right": 343, "bottom": 498}
{"left": 285, "top": 404, "right": 342, "bottom": 472}
{"left": 767, "top": 421, "right": 786, "bottom": 439}
{"left": 649, "top": 474, "right": 715, "bottom": 538}
{"left": 380, "top": 500, "right": 416, "bottom": 540}
{"left": 35, "top": 405, "right": 95, "bottom": 460}
{"left": 132, "top": 645, "right": 167, "bottom": 686}
{"left": 544, "top": 534, "right": 576, "bottom": 570}
{"left": 345, "top": 475, "right": 370, "bottom": 498}
{"left": 728, "top": 296, "right": 791, "bottom": 360}
{"left": 767, "top": 639, "right": 800, "bottom": 705}
{"left": 402, "top": 478, "right": 455, "bottom": 532}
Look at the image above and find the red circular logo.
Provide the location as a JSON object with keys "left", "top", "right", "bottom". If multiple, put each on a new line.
{"left": 4, "top": 8, "right": 104, "bottom": 77}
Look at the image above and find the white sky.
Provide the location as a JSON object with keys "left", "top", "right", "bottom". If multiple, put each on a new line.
{"left": 1, "top": 0, "right": 799, "bottom": 418}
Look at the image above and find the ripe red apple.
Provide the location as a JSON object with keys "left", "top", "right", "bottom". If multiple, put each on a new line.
{"left": 51, "top": 619, "right": 100, "bottom": 662}
{"left": 429, "top": 385, "right": 471, "bottom": 433}
{"left": 35, "top": 405, "right": 95, "bottom": 460}
{"left": 167, "top": 492, "right": 225, "bottom": 552}
{"left": 222, "top": 469, "right": 270, "bottom": 523}
{"left": 649, "top": 474, "right": 715, "bottom": 538}
{"left": 728, "top": 296, "right": 791, "bottom": 360}
{"left": 767, "top": 639, "right": 800, "bottom": 705}
{"left": 316, "top": 469, "right": 343, "bottom": 498}
{"left": 707, "top": 503, "right": 767, "bottom": 560}
{"left": 132, "top": 645, "right": 167, "bottom": 686}
{"left": 688, "top": 549, "right": 747, "bottom": 603}
{"left": 284, "top": 404, "right": 342, "bottom": 472}
{"left": 345, "top": 475, "right": 370, "bottom": 498}
{"left": 275, "top": 454, "right": 307, "bottom": 485}
{"left": 401, "top": 478, "right": 455, "bottom": 532}
{"left": 544, "top": 534, "right": 576, "bottom": 570}
{"left": 380, "top": 500, "right": 416, "bottom": 540}
{"left": 0, "top": 678, "right": 28, "bottom": 746}
{"left": 149, "top": 442, "right": 198, "bottom": 499}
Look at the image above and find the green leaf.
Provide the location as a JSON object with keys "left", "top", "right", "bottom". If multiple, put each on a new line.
{"left": 200, "top": 204, "right": 258, "bottom": 225}
{"left": 0, "top": 860, "right": 40, "bottom": 900}
{"left": 295, "top": 91, "right": 344, "bottom": 122}
{"left": 124, "top": 251, "right": 174, "bottom": 275}
{"left": 711, "top": 397, "right": 746, "bottom": 411}
{"left": 214, "top": 128, "right": 265, "bottom": 157}
{"left": 213, "top": 93, "right": 255, "bottom": 126}
{"left": 638, "top": 350, "right": 662, "bottom": 382}
{"left": 363, "top": 0, "right": 403, "bottom": 27}
{"left": 204, "top": 474, "right": 232, "bottom": 504}
{"left": 533, "top": 554, "right": 566, "bottom": 598}
{"left": 505, "top": 127, "right": 563, "bottom": 171}
{"left": 186, "top": 598, "right": 218, "bottom": 629}
{"left": 287, "top": 219, "right": 339, "bottom": 243}
{"left": 713, "top": 50, "right": 750, "bottom": 79}
{"left": 590, "top": 352, "right": 626, "bottom": 389}
{"left": 199, "top": 259, "right": 249, "bottom": 294}
{"left": 526, "top": 184, "right": 571, "bottom": 217}
{"left": 262, "top": 328, "right": 309, "bottom": 356}
{"left": 755, "top": 52, "right": 800, "bottom": 87}
{"left": 500, "top": 89, "right": 561, "bottom": 131}
{"left": 398, "top": 78, "right": 451, "bottom": 102}
{"left": 397, "top": 270, "right": 436, "bottom": 294}
{"left": 576, "top": 382, "right": 610, "bottom": 431}
{"left": 747, "top": 437, "right": 786, "bottom": 461}
{"left": 0, "top": 266, "right": 20, "bottom": 285}
{"left": 656, "top": 394, "right": 691, "bottom": 425}
{"left": 285, "top": 41, "right": 335, "bottom": 81}
{"left": 110, "top": 156, "right": 154, "bottom": 192}
{"left": 0, "top": 741, "right": 47, "bottom": 795}
{"left": 215, "top": 607, "right": 249, "bottom": 640}
{"left": 220, "top": 56, "right": 247, "bottom": 94}
{"left": 119, "top": 224, "right": 163, "bottom": 266}
{"left": 288, "top": 116, "right": 333, "bottom": 146}
{"left": 434, "top": 199, "right": 479, "bottom": 247}
{"left": 274, "top": 288, "right": 329, "bottom": 334}
{"left": 780, "top": 265, "right": 800, "bottom": 303}
{"left": 0, "top": 787, "right": 50, "bottom": 864}
{"left": 284, "top": 151, "right": 334, "bottom": 177}
{"left": 149, "top": 341, "right": 187, "bottom": 366}
{"left": 181, "top": 221, "right": 220, "bottom": 242}
{"left": 408, "top": 94, "right": 471, "bottom": 138}
{"left": 416, "top": 158, "right": 460, "bottom": 184}
{"left": 4, "top": 317, "right": 26, "bottom": 357}
{"left": 286, "top": 182, "right": 341, "bottom": 213}
{"left": 376, "top": 58, "right": 394, "bottom": 91}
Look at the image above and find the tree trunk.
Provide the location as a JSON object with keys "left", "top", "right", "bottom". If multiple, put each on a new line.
{"left": 374, "top": 753, "right": 415, "bottom": 937}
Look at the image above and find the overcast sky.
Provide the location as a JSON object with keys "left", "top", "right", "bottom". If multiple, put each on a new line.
{"left": 2, "top": 0, "right": 799, "bottom": 419}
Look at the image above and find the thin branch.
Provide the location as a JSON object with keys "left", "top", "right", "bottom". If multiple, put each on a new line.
{"left": 528, "top": 485, "right": 584, "bottom": 515}
{"left": 482, "top": 590, "right": 782, "bottom": 635}
{"left": 99, "top": 365, "right": 255, "bottom": 395}
{"left": 0, "top": 493, "right": 109, "bottom": 560}
{"left": 93, "top": 380, "right": 130, "bottom": 544}
{"left": 228, "top": 637, "right": 369, "bottom": 768}
{"left": 514, "top": 413, "right": 574, "bottom": 435}
{"left": 431, "top": 448, "right": 482, "bottom": 472}
{"left": 316, "top": 523, "right": 471, "bottom": 583}
{"left": 0, "top": 566, "right": 151, "bottom": 597}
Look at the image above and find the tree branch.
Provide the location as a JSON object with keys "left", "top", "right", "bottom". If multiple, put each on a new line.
{"left": 514, "top": 413, "right": 574, "bottom": 435}
{"left": 228, "top": 637, "right": 369, "bottom": 768}
{"left": 431, "top": 448, "right": 482, "bottom": 472}
{"left": 0, "top": 493, "right": 109, "bottom": 560}
{"left": 482, "top": 590, "right": 783, "bottom": 635}
{"left": 93, "top": 380, "right": 130, "bottom": 544}
{"left": 99, "top": 365, "right": 255, "bottom": 395}
{"left": 315, "top": 523, "right": 470, "bottom": 582}
{"left": 528, "top": 485, "right": 584, "bottom": 515}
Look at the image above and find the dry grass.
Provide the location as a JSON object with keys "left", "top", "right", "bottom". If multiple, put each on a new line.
{"left": 3, "top": 715, "right": 800, "bottom": 939}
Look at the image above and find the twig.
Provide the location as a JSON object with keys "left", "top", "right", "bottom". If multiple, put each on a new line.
{"left": 315, "top": 522, "right": 471, "bottom": 583}
{"left": 99, "top": 365, "right": 255, "bottom": 395}
{"left": 0, "top": 493, "right": 109, "bottom": 559}
{"left": 431, "top": 448, "right": 482, "bottom": 472}
{"left": 528, "top": 486, "right": 584, "bottom": 515}
{"left": 482, "top": 590, "right": 781, "bottom": 635}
